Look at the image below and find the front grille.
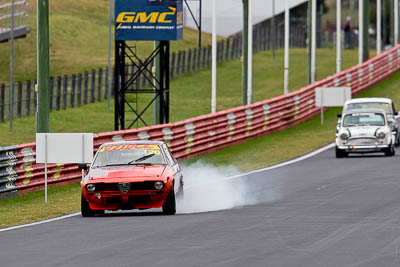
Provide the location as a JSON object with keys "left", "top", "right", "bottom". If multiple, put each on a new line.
{"left": 104, "top": 196, "right": 123, "bottom": 204}
{"left": 347, "top": 138, "right": 376, "bottom": 146}
{"left": 128, "top": 195, "right": 151, "bottom": 203}
{"left": 93, "top": 181, "right": 157, "bottom": 192}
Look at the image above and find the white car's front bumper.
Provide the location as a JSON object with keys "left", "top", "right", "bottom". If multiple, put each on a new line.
{"left": 337, "top": 136, "right": 391, "bottom": 153}
{"left": 337, "top": 144, "right": 389, "bottom": 153}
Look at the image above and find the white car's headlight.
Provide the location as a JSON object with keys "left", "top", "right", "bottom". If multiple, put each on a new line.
{"left": 377, "top": 132, "right": 386, "bottom": 139}
{"left": 340, "top": 133, "right": 349, "bottom": 140}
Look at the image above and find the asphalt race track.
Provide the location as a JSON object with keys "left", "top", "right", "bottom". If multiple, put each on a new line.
{"left": 2, "top": 147, "right": 400, "bottom": 267}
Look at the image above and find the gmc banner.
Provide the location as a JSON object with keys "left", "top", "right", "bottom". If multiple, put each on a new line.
{"left": 115, "top": 0, "right": 183, "bottom": 41}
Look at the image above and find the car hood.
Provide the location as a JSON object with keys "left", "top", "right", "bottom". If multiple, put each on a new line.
{"left": 343, "top": 126, "right": 386, "bottom": 136}
{"left": 88, "top": 165, "right": 167, "bottom": 181}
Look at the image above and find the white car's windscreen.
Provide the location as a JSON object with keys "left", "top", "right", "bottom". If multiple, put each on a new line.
{"left": 343, "top": 113, "right": 385, "bottom": 127}
{"left": 345, "top": 102, "right": 392, "bottom": 114}
{"left": 92, "top": 144, "right": 165, "bottom": 167}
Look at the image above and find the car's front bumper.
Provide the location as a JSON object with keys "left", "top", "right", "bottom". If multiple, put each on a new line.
{"left": 84, "top": 190, "right": 169, "bottom": 210}
{"left": 337, "top": 144, "right": 389, "bottom": 153}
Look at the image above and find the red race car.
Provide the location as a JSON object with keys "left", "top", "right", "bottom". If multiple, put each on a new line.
{"left": 80, "top": 141, "right": 183, "bottom": 216}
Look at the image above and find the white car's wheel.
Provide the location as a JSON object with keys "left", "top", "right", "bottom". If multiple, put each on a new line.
{"left": 335, "top": 146, "right": 347, "bottom": 158}
{"left": 385, "top": 145, "right": 395, "bottom": 157}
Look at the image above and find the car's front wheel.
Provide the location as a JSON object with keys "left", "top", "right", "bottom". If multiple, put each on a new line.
{"left": 385, "top": 145, "right": 395, "bottom": 157}
{"left": 162, "top": 184, "right": 176, "bottom": 215}
{"left": 81, "top": 193, "right": 104, "bottom": 217}
{"left": 335, "top": 146, "right": 347, "bottom": 158}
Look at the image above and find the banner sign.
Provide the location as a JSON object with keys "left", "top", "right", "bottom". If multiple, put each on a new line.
{"left": 115, "top": 0, "right": 183, "bottom": 41}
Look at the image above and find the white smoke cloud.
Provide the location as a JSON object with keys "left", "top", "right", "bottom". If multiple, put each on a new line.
{"left": 177, "top": 162, "right": 259, "bottom": 214}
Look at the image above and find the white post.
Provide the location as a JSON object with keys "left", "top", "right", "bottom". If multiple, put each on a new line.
{"left": 336, "top": 0, "right": 341, "bottom": 73}
{"left": 211, "top": 0, "right": 217, "bottom": 113}
{"left": 82, "top": 134, "right": 85, "bottom": 180}
{"left": 284, "top": 0, "right": 290, "bottom": 94}
{"left": 359, "top": 0, "right": 363, "bottom": 64}
{"left": 320, "top": 89, "right": 324, "bottom": 125}
{"left": 395, "top": 0, "right": 399, "bottom": 46}
{"left": 247, "top": 0, "right": 253, "bottom": 103}
{"left": 45, "top": 134, "right": 48, "bottom": 203}
{"left": 377, "top": 0, "right": 382, "bottom": 55}
{"left": 311, "top": 0, "right": 317, "bottom": 83}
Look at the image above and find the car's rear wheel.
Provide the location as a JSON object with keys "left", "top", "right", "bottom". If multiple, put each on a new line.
{"left": 162, "top": 184, "right": 176, "bottom": 215}
{"left": 335, "top": 146, "right": 347, "bottom": 158}
{"left": 81, "top": 193, "right": 104, "bottom": 217}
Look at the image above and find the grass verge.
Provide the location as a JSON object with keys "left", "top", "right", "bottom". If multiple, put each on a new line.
{"left": 1, "top": 69, "right": 400, "bottom": 229}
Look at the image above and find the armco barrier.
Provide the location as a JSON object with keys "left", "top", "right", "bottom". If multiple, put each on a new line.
{"left": 1, "top": 46, "right": 400, "bottom": 197}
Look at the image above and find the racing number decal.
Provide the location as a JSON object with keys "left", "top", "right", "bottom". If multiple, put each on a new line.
{"left": 143, "top": 149, "right": 161, "bottom": 155}
{"left": 99, "top": 144, "right": 160, "bottom": 152}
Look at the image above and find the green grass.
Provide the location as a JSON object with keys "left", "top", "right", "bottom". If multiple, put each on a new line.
{"left": 1, "top": 69, "right": 400, "bottom": 229}
{"left": 0, "top": 48, "right": 364, "bottom": 145}
{"left": 0, "top": 183, "right": 81, "bottom": 229}
{"left": 0, "top": 0, "right": 216, "bottom": 83}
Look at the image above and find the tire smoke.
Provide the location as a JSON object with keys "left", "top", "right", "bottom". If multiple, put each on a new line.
{"left": 177, "top": 162, "right": 258, "bottom": 214}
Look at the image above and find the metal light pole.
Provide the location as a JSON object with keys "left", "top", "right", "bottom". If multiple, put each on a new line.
{"left": 377, "top": 0, "right": 382, "bottom": 55}
{"left": 311, "top": 0, "right": 317, "bottom": 83}
{"left": 242, "top": 0, "right": 248, "bottom": 106}
{"left": 37, "top": 0, "right": 50, "bottom": 133}
{"left": 336, "top": 0, "right": 341, "bottom": 73}
{"left": 271, "top": 0, "right": 276, "bottom": 60}
{"left": 211, "top": 0, "right": 217, "bottom": 113}
{"left": 307, "top": 0, "right": 312, "bottom": 84}
{"left": 395, "top": 0, "right": 399, "bottom": 45}
{"left": 359, "top": 0, "right": 363, "bottom": 64}
{"left": 284, "top": 0, "right": 290, "bottom": 94}
{"left": 391, "top": 0, "right": 394, "bottom": 44}
{"left": 9, "top": 0, "right": 15, "bottom": 132}
{"left": 107, "top": 0, "right": 112, "bottom": 113}
{"left": 362, "top": 0, "right": 369, "bottom": 61}
{"left": 247, "top": 0, "right": 252, "bottom": 104}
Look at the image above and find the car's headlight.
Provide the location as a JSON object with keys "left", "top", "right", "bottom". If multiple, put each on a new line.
{"left": 340, "top": 133, "right": 349, "bottom": 140}
{"left": 377, "top": 132, "right": 386, "bottom": 139}
{"left": 86, "top": 184, "right": 96, "bottom": 192}
{"left": 154, "top": 181, "right": 164, "bottom": 190}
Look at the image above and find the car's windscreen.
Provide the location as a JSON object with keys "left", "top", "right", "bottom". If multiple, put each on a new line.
{"left": 92, "top": 144, "right": 165, "bottom": 167}
{"left": 342, "top": 113, "right": 385, "bottom": 127}
{"left": 345, "top": 102, "right": 392, "bottom": 114}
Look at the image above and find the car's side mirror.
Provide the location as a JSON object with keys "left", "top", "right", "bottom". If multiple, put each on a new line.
{"left": 78, "top": 163, "right": 88, "bottom": 171}
{"left": 337, "top": 114, "right": 342, "bottom": 118}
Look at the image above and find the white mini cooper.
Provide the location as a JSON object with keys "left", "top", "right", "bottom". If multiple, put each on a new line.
{"left": 336, "top": 109, "right": 396, "bottom": 158}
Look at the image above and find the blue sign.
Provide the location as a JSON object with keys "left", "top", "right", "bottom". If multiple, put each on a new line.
{"left": 115, "top": 0, "right": 183, "bottom": 41}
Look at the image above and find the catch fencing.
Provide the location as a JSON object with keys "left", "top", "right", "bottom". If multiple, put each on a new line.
{"left": 0, "top": 1, "right": 29, "bottom": 42}
{"left": 1, "top": 45, "right": 399, "bottom": 197}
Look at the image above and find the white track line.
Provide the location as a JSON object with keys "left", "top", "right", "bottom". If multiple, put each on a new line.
{"left": 0, "top": 143, "right": 335, "bottom": 232}
{"left": 0, "top": 213, "right": 81, "bottom": 233}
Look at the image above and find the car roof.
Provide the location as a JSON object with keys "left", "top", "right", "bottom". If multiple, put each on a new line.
{"left": 343, "top": 108, "right": 387, "bottom": 115}
{"left": 344, "top": 97, "right": 393, "bottom": 105}
{"left": 99, "top": 140, "right": 165, "bottom": 148}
